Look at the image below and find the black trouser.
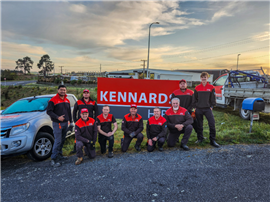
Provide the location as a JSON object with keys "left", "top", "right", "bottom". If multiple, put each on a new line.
{"left": 192, "top": 118, "right": 199, "bottom": 134}
{"left": 167, "top": 125, "right": 193, "bottom": 147}
{"left": 121, "top": 133, "right": 144, "bottom": 152}
{"left": 98, "top": 134, "right": 114, "bottom": 153}
{"left": 76, "top": 141, "right": 96, "bottom": 159}
{"left": 195, "top": 108, "right": 216, "bottom": 141}
{"left": 147, "top": 137, "right": 165, "bottom": 152}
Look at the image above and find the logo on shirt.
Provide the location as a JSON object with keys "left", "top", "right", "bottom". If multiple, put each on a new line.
{"left": 187, "top": 93, "right": 190, "bottom": 95}
{"left": 158, "top": 122, "right": 162, "bottom": 125}
{"left": 180, "top": 113, "right": 184, "bottom": 115}
{"left": 108, "top": 119, "right": 111, "bottom": 121}
{"left": 207, "top": 89, "right": 211, "bottom": 91}
{"left": 89, "top": 123, "right": 93, "bottom": 126}
{"left": 135, "top": 119, "right": 139, "bottom": 122}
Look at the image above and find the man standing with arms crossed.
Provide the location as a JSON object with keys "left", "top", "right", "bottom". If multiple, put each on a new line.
{"left": 47, "top": 85, "right": 71, "bottom": 167}
{"left": 96, "top": 105, "right": 118, "bottom": 158}
{"left": 71, "top": 89, "right": 98, "bottom": 153}
{"left": 146, "top": 107, "right": 167, "bottom": 152}
{"left": 165, "top": 98, "right": 193, "bottom": 151}
{"left": 121, "top": 104, "right": 144, "bottom": 152}
{"left": 192, "top": 72, "right": 220, "bottom": 148}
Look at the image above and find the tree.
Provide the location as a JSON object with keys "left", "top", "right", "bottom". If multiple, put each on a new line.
{"left": 15, "top": 56, "right": 34, "bottom": 74}
{"left": 37, "top": 54, "right": 54, "bottom": 77}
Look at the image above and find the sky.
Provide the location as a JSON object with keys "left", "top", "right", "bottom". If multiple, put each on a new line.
{"left": 1, "top": 0, "right": 269, "bottom": 74}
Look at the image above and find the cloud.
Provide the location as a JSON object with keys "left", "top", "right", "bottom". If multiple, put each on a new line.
{"left": 252, "top": 32, "right": 270, "bottom": 42}
{"left": 210, "top": 1, "right": 245, "bottom": 22}
{"left": 2, "top": 1, "right": 205, "bottom": 49}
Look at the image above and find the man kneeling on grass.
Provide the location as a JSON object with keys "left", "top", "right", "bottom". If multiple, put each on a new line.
{"left": 74, "top": 108, "right": 97, "bottom": 165}
{"left": 146, "top": 107, "right": 167, "bottom": 152}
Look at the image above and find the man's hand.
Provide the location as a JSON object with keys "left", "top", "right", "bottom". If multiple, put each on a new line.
{"left": 210, "top": 107, "right": 212, "bottom": 110}
{"left": 175, "top": 124, "right": 184, "bottom": 131}
{"left": 148, "top": 139, "right": 153, "bottom": 146}
{"left": 107, "top": 132, "right": 113, "bottom": 136}
{"left": 58, "top": 115, "right": 65, "bottom": 122}
{"left": 129, "top": 132, "right": 136, "bottom": 138}
{"left": 152, "top": 137, "right": 157, "bottom": 142}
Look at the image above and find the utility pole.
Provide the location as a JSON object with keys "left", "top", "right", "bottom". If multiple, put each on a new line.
{"left": 100, "top": 64, "right": 101, "bottom": 77}
{"left": 59, "top": 66, "right": 64, "bottom": 74}
{"left": 141, "top": 60, "right": 147, "bottom": 79}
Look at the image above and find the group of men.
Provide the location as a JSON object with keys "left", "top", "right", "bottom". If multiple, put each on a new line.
{"left": 47, "top": 72, "right": 220, "bottom": 167}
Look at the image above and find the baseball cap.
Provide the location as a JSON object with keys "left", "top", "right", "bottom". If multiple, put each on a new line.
{"left": 81, "top": 108, "right": 89, "bottom": 113}
{"left": 83, "top": 89, "right": 89, "bottom": 93}
{"left": 130, "top": 104, "right": 137, "bottom": 109}
{"left": 179, "top": 79, "right": 186, "bottom": 83}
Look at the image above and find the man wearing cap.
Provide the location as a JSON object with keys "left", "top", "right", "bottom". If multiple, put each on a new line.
{"left": 71, "top": 89, "right": 98, "bottom": 153}
{"left": 192, "top": 72, "right": 220, "bottom": 148}
{"left": 146, "top": 107, "right": 167, "bottom": 152}
{"left": 121, "top": 104, "right": 144, "bottom": 152}
{"left": 171, "top": 79, "right": 198, "bottom": 135}
{"left": 96, "top": 105, "right": 118, "bottom": 158}
{"left": 47, "top": 85, "right": 72, "bottom": 167}
{"left": 74, "top": 108, "right": 97, "bottom": 165}
{"left": 164, "top": 97, "right": 193, "bottom": 151}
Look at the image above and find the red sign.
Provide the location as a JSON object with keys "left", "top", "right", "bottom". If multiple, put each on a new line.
{"left": 98, "top": 78, "right": 180, "bottom": 107}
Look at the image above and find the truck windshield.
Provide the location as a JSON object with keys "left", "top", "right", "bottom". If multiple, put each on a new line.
{"left": 2, "top": 97, "right": 51, "bottom": 115}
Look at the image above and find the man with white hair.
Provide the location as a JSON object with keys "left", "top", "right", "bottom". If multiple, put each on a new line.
{"left": 164, "top": 98, "right": 193, "bottom": 150}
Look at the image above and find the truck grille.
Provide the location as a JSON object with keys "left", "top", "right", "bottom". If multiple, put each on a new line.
{"left": 1, "top": 128, "right": 11, "bottom": 138}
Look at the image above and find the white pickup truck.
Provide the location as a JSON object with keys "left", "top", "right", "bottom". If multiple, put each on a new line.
{"left": 213, "top": 70, "right": 270, "bottom": 120}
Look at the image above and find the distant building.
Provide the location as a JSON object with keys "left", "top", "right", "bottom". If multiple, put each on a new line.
{"left": 106, "top": 68, "right": 214, "bottom": 84}
{"left": 174, "top": 69, "right": 228, "bottom": 81}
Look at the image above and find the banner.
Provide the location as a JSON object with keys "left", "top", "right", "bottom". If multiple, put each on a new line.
{"left": 97, "top": 77, "right": 180, "bottom": 120}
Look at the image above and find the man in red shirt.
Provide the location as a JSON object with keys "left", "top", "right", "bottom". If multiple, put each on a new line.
{"left": 71, "top": 89, "right": 98, "bottom": 153}
{"left": 96, "top": 105, "right": 118, "bottom": 158}
{"left": 192, "top": 72, "right": 220, "bottom": 148}
{"left": 165, "top": 98, "right": 193, "bottom": 151}
{"left": 146, "top": 107, "right": 167, "bottom": 152}
{"left": 121, "top": 104, "right": 144, "bottom": 152}
{"left": 74, "top": 108, "right": 97, "bottom": 165}
{"left": 171, "top": 79, "right": 198, "bottom": 135}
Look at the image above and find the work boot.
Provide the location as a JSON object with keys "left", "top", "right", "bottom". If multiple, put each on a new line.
{"left": 210, "top": 140, "right": 220, "bottom": 148}
{"left": 134, "top": 145, "right": 141, "bottom": 152}
{"left": 158, "top": 147, "right": 164, "bottom": 152}
{"left": 58, "top": 153, "right": 68, "bottom": 160}
{"left": 70, "top": 143, "right": 76, "bottom": 154}
{"left": 108, "top": 151, "right": 114, "bottom": 158}
{"left": 180, "top": 144, "right": 190, "bottom": 151}
{"left": 51, "top": 159, "right": 61, "bottom": 167}
{"left": 75, "top": 157, "right": 83, "bottom": 165}
{"left": 195, "top": 139, "right": 204, "bottom": 144}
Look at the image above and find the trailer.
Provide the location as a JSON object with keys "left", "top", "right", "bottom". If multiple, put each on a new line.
{"left": 213, "top": 69, "right": 270, "bottom": 120}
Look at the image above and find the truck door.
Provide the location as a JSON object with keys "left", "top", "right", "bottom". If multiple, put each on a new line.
{"left": 213, "top": 74, "right": 228, "bottom": 106}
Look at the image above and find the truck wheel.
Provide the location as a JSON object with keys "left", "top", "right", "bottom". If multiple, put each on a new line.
{"left": 239, "top": 103, "right": 251, "bottom": 120}
{"left": 27, "top": 132, "right": 54, "bottom": 161}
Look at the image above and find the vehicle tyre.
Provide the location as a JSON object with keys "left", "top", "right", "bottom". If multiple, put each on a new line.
{"left": 27, "top": 132, "right": 54, "bottom": 161}
{"left": 239, "top": 103, "right": 251, "bottom": 120}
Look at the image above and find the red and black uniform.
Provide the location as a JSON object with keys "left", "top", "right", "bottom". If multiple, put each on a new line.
{"left": 96, "top": 114, "right": 116, "bottom": 154}
{"left": 171, "top": 88, "right": 198, "bottom": 134}
{"left": 47, "top": 93, "right": 72, "bottom": 160}
{"left": 146, "top": 116, "right": 167, "bottom": 152}
{"left": 192, "top": 82, "right": 216, "bottom": 141}
{"left": 47, "top": 93, "right": 72, "bottom": 123}
{"left": 171, "top": 89, "right": 194, "bottom": 112}
{"left": 75, "top": 117, "right": 97, "bottom": 158}
{"left": 164, "top": 107, "right": 193, "bottom": 147}
{"left": 121, "top": 113, "right": 144, "bottom": 152}
{"left": 73, "top": 97, "right": 98, "bottom": 123}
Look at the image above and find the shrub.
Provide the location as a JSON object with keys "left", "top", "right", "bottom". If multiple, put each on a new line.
{"left": 54, "top": 78, "right": 61, "bottom": 84}
{"left": 77, "top": 79, "right": 82, "bottom": 85}
{"left": 71, "top": 80, "right": 77, "bottom": 85}
{"left": 18, "top": 85, "right": 22, "bottom": 89}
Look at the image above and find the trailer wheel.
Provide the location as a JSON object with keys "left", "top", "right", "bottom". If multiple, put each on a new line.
{"left": 239, "top": 103, "right": 251, "bottom": 120}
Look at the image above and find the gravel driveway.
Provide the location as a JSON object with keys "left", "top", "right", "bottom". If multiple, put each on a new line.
{"left": 2, "top": 144, "right": 270, "bottom": 202}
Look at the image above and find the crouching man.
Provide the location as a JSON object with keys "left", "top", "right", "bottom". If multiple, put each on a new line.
{"left": 74, "top": 108, "right": 97, "bottom": 165}
{"left": 121, "top": 104, "right": 144, "bottom": 152}
{"left": 147, "top": 107, "right": 167, "bottom": 152}
{"left": 165, "top": 98, "right": 193, "bottom": 151}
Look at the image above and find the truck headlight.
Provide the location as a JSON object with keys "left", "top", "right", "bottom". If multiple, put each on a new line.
{"left": 10, "top": 123, "right": 30, "bottom": 136}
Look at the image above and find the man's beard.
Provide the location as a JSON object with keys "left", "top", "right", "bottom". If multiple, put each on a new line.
{"left": 180, "top": 87, "right": 187, "bottom": 91}
{"left": 173, "top": 107, "right": 179, "bottom": 111}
